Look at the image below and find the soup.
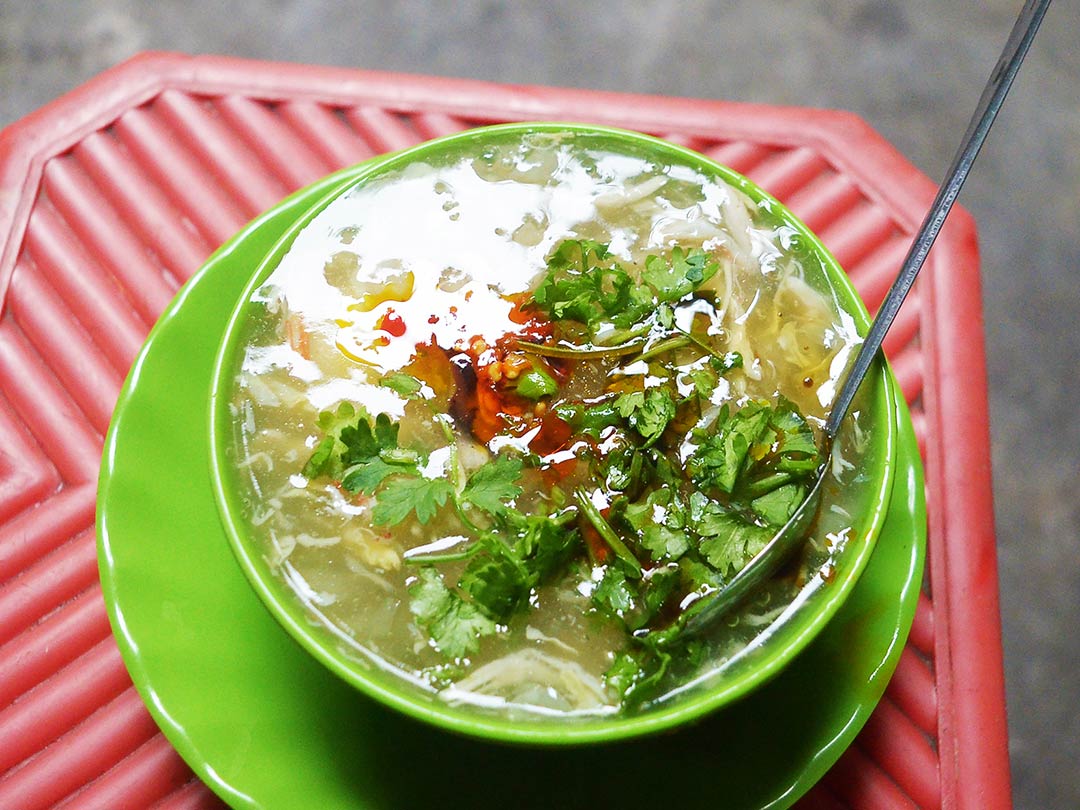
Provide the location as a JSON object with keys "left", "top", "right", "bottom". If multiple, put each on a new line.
{"left": 223, "top": 130, "right": 876, "bottom": 718}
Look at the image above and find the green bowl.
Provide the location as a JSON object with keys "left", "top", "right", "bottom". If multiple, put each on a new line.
{"left": 208, "top": 123, "right": 896, "bottom": 745}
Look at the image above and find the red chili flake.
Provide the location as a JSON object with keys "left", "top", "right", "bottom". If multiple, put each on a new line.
{"left": 428, "top": 314, "right": 439, "bottom": 324}
{"left": 377, "top": 308, "right": 406, "bottom": 337}
{"left": 580, "top": 519, "right": 612, "bottom": 565}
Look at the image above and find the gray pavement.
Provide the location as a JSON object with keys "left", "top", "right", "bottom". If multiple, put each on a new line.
{"left": 2, "top": 2, "right": 1077, "bottom": 807}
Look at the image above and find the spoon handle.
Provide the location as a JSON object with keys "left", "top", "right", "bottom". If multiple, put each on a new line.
{"left": 824, "top": 0, "right": 1051, "bottom": 439}
{"left": 683, "top": 0, "right": 1051, "bottom": 639}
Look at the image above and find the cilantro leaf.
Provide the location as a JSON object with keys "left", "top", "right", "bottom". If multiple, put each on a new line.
{"left": 592, "top": 558, "right": 680, "bottom": 632}
{"left": 679, "top": 557, "right": 724, "bottom": 594}
{"left": 341, "top": 457, "right": 405, "bottom": 495}
{"left": 409, "top": 566, "right": 454, "bottom": 626}
{"left": 768, "top": 403, "right": 821, "bottom": 473}
{"left": 624, "top": 488, "right": 690, "bottom": 562}
{"left": 751, "top": 483, "right": 805, "bottom": 526}
{"left": 687, "top": 365, "right": 719, "bottom": 399}
{"left": 614, "top": 388, "right": 676, "bottom": 444}
{"left": 372, "top": 476, "right": 454, "bottom": 525}
{"left": 302, "top": 402, "right": 363, "bottom": 479}
{"left": 316, "top": 401, "right": 357, "bottom": 431}
{"left": 556, "top": 399, "right": 622, "bottom": 438}
{"left": 461, "top": 456, "right": 523, "bottom": 517}
{"left": 534, "top": 240, "right": 630, "bottom": 325}
{"left": 434, "top": 599, "right": 498, "bottom": 659}
{"left": 641, "top": 246, "right": 718, "bottom": 302}
{"left": 639, "top": 565, "right": 680, "bottom": 625}
{"left": 337, "top": 422, "right": 377, "bottom": 465}
{"left": 380, "top": 373, "right": 425, "bottom": 398}
{"left": 301, "top": 436, "right": 338, "bottom": 479}
{"left": 459, "top": 549, "right": 530, "bottom": 622}
{"left": 697, "top": 514, "right": 773, "bottom": 575}
{"left": 685, "top": 351, "right": 743, "bottom": 399}
{"left": 409, "top": 568, "right": 497, "bottom": 659}
{"left": 710, "top": 351, "right": 743, "bottom": 374}
{"left": 640, "top": 525, "right": 690, "bottom": 562}
{"left": 614, "top": 391, "right": 644, "bottom": 419}
{"left": 688, "top": 402, "right": 772, "bottom": 493}
{"left": 372, "top": 412, "right": 399, "bottom": 454}
{"left": 592, "top": 564, "right": 637, "bottom": 616}
{"left": 601, "top": 442, "right": 642, "bottom": 493}
{"left": 509, "top": 511, "right": 581, "bottom": 581}
{"left": 532, "top": 240, "right": 652, "bottom": 333}
{"left": 689, "top": 489, "right": 780, "bottom": 574}
{"left": 339, "top": 412, "right": 403, "bottom": 469}
{"left": 605, "top": 645, "right": 671, "bottom": 705}
{"left": 605, "top": 649, "right": 648, "bottom": 698}
{"left": 687, "top": 490, "right": 729, "bottom": 535}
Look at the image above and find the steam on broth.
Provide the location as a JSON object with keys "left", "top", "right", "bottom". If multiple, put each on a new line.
{"left": 225, "top": 131, "right": 873, "bottom": 717}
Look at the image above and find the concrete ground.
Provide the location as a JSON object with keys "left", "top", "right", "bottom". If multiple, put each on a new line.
{"left": 2, "top": 2, "right": 1076, "bottom": 807}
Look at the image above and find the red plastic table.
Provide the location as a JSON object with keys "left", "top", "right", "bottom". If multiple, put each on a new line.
{"left": 0, "top": 53, "right": 1008, "bottom": 810}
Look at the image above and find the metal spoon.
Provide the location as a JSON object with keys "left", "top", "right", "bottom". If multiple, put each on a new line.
{"left": 683, "top": 0, "right": 1051, "bottom": 636}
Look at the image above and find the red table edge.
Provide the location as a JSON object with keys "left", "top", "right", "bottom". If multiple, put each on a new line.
{"left": 0, "top": 51, "right": 1011, "bottom": 809}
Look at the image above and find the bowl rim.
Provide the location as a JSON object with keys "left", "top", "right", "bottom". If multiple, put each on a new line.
{"left": 208, "top": 121, "right": 897, "bottom": 744}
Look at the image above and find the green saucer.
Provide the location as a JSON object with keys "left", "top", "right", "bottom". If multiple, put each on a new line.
{"left": 97, "top": 164, "right": 926, "bottom": 810}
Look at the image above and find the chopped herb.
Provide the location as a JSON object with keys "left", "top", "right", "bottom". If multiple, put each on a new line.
{"left": 641, "top": 246, "right": 718, "bottom": 302}
{"left": 639, "top": 565, "right": 680, "bottom": 626}
{"left": 532, "top": 240, "right": 642, "bottom": 332}
{"left": 623, "top": 488, "right": 690, "bottom": 562}
{"left": 614, "top": 389, "right": 677, "bottom": 444}
{"left": 605, "top": 644, "right": 671, "bottom": 704}
{"left": 507, "top": 510, "right": 581, "bottom": 581}
{"left": 679, "top": 557, "right": 725, "bottom": 595}
{"left": 574, "top": 487, "right": 643, "bottom": 575}
{"left": 592, "top": 564, "right": 637, "bottom": 616}
{"left": 340, "top": 456, "right": 403, "bottom": 495}
{"left": 380, "top": 372, "right": 425, "bottom": 398}
{"left": 461, "top": 456, "right": 524, "bottom": 517}
{"left": 373, "top": 476, "right": 455, "bottom": 525}
{"left": 751, "top": 483, "right": 806, "bottom": 526}
{"left": 697, "top": 514, "right": 773, "bottom": 575}
{"left": 302, "top": 436, "right": 338, "bottom": 480}
{"left": 768, "top": 403, "right": 821, "bottom": 472}
{"left": 301, "top": 402, "right": 363, "bottom": 479}
{"left": 600, "top": 441, "right": 642, "bottom": 494}
{"left": 711, "top": 351, "right": 744, "bottom": 373}
{"left": 640, "top": 525, "right": 691, "bottom": 562}
{"left": 555, "top": 399, "right": 622, "bottom": 438}
{"left": 459, "top": 549, "right": 530, "bottom": 622}
{"left": 688, "top": 402, "right": 772, "bottom": 494}
{"left": 409, "top": 568, "right": 497, "bottom": 658}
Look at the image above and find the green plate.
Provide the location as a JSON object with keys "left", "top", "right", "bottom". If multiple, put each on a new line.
{"left": 97, "top": 165, "right": 926, "bottom": 810}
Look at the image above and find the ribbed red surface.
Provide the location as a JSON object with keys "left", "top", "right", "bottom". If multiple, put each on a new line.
{"left": 0, "top": 53, "right": 1007, "bottom": 809}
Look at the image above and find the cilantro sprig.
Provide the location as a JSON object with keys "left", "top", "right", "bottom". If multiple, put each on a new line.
{"left": 302, "top": 397, "right": 580, "bottom": 660}
{"left": 304, "top": 403, "right": 524, "bottom": 531}
{"left": 530, "top": 239, "right": 718, "bottom": 345}
{"left": 688, "top": 398, "right": 823, "bottom": 524}
{"left": 404, "top": 506, "right": 583, "bottom": 658}
{"left": 409, "top": 568, "right": 497, "bottom": 658}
